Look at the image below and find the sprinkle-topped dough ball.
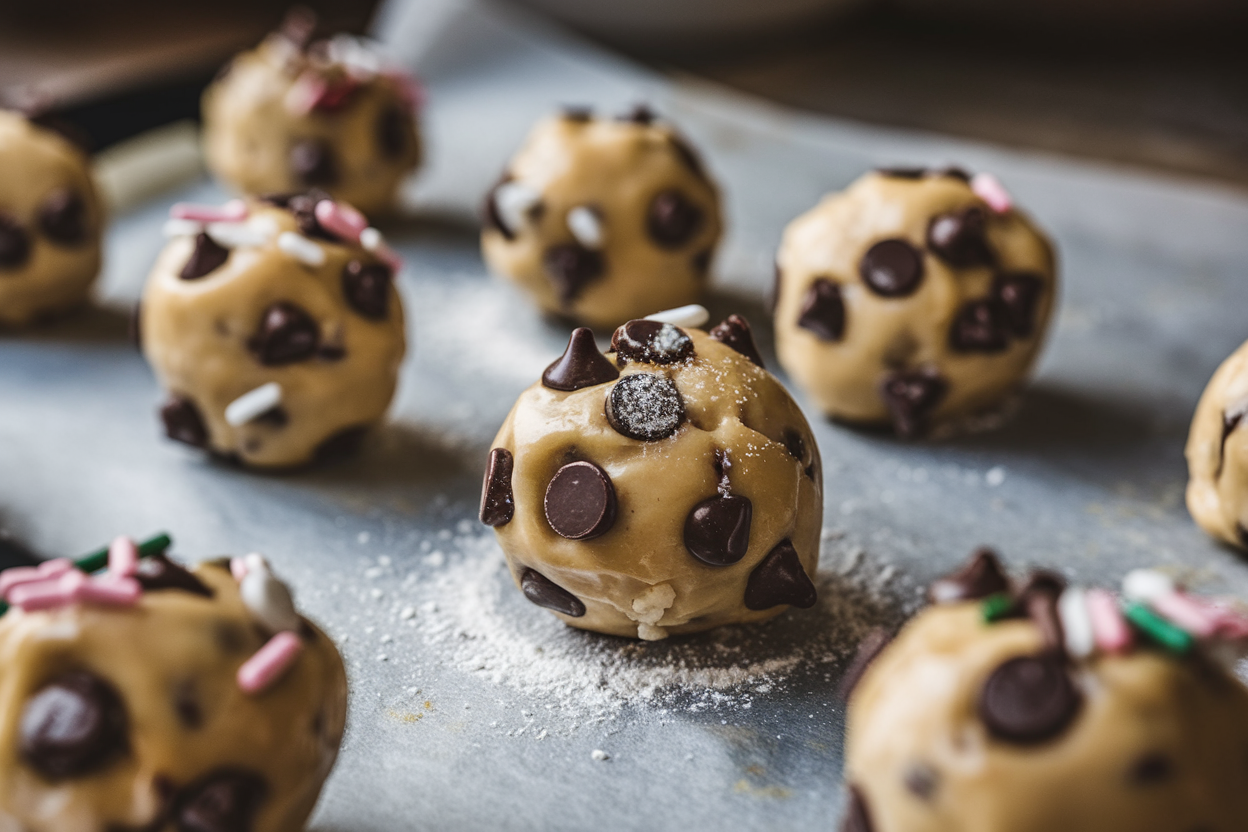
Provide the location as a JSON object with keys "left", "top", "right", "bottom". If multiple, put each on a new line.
{"left": 774, "top": 168, "right": 1057, "bottom": 437}
{"left": 0, "top": 537, "right": 346, "bottom": 832}
{"left": 840, "top": 550, "right": 1248, "bottom": 832}
{"left": 202, "top": 13, "right": 422, "bottom": 216}
{"left": 481, "top": 106, "right": 722, "bottom": 328}
{"left": 1186, "top": 338, "right": 1248, "bottom": 549}
{"left": 0, "top": 110, "right": 102, "bottom": 326}
{"left": 140, "top": 194, "right": 406, "bottom": 468}
{"left": 481, "top": 308, "right": 822, "bottom": 640}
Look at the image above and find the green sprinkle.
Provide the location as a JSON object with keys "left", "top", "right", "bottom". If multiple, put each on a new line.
{"left": 1124, "top": 601, "right": 1194, "bottom": 654}
{"left": 981, "top": 592, "right": 1015, "bottom": 623}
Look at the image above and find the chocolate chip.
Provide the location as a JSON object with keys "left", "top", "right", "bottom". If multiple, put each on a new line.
{"left": 744, "top": 539, "right": 817, "bottom": 611}
{"left": 782, "top": 428, "right": 809, "bottom": 469}
{"left": 859, "top": 239, "right": 924, "bottom": 297}
{"left": 37, "top": 188, "right": 88, "bottom": 246}
{"left": 835, "top": 627, "right": 891, "bottom": 702}
{"left": 543, "top": 244, "right": 605, "bottom": 304}
{"left": 707, "top": 314, "right": 764, "bottom": 367}
{"left": 941, "top": 166, "right": 972, "bottom": 182}
{"left": 542, "top": 327, "right": 619, "bottom": 391}
{"left": 611, "top": 320, "right": 694, "bottom": 365}
{"left": 285, "top": 191, "right": 336, "bottom": 241}
{"left": 691, "top": 248, "right": 712, "bottom": 278}
{"left": 20, "top": 671, "right": 128, "bottom": 779}
{"left": 879, "top": 369, "right": 947, "bottom": 438}
{"left": 647, "top": 190, "right": 703, "bottom": 249}
{"left": 875, "top": 166, "right": 927, "bottom": 179}
{"left": 174, "top": 769, "right": 268, "bottom": 832}
{"left": 341, "top": 260, "right": 392, "bottom": 320}
{"left": 479, "top": 448, "right": 515, "bottom": 527}
{"left": 248, "top": 302, "right": 319, "bottom": 365}
{"left": 289, "top": 139, "right": 338, "bottom": 187}
{"left": 928, "top": 547, "right": 1010, "bottom": 604}
{"left": 180, "top": 233, "right": 229, "bottom": 281}
{"left": 134, "top": 553, "right": 212, "bottom": 596}
{"left": 0, "top": 213, "right": 31, "bottom": 270}
{"left": 992, "top": 272, "right": 1044, "bottom": 338}
{"left": 840, "top": 785, "right": 875, "bottom": 832}
{"left": 978, "top": 654, "right": 1081, "bottom": 744}
{"left": 606, "top": 373, "right": 685, "bottom": 441}
{"left": 797, "top": 279, "right": 846, "bottom": 341}
{"left": 927, "top": 206, "right": 994, "bottom": 268}
{"left": 543, "top": 460, "right": 617, "bottom": 540}
{"left": 1129, "top": 753, "right": 1173, "bottom": 785}
{"left": 1018, "top": 571, "right": 1067, "bottom": 653}
{"left": 161, "top": 396, "right": 208, "bottom": 448}
{"left": 560, "top": 105, "right": 593, "bottom": 122}
{"left": 621, "top": 103, "right": 656, "bottom": 124}
{"left": 520, "top": 568, "right": 586, "bottom": 617}
{"left": 684, "top": 495, "right": 752, "bottom": 566}
{"left": 315, "top": 425, "right": 367, "bottom": 461}
{"left": 949, "top": 298, "right": 1010, "bottom": 352}
{"left": 174, "top": 682, "right": 203, "bottom": 729}
{"left": 903, "top": 763, "right": 940, "bottom": 800}
{"left": 376, "top": 105, "right": 409, "bottom": 159}
{"left": 130, "top": 301, "right": 143, "bottom": 351}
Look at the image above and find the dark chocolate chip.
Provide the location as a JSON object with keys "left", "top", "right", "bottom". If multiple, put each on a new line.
{"left": 978, "top": 654, "right": 1081, "bottom": 744}
{"left": 317, "top": 345, "right": 345, "bottom": 362}
{"left": 520, "top": 568, "right": 586, "bottom": 617}
{"left": 543, "top": 460, "right": 617, "bottom": 540}
{"left": 174, "top": 769, "right": 268, "bottom": 832}
{"left": 0, "top": 214, "right": 31, "bottom": 270}
{"left": 134, "top": 553, "right": 212, "bottom": 596}
{"left": 560, "top": 105, "right": 593, "bottom": 122}
{"left": 376, "top": 105, "right": 409, "bottom": 159}
{"left": 20, "top": 671, "right": 128, "bottom": 779}
{"left": 949, "top": 298, "right": 1010, "bottom": 353}
{"left": 691, "top": 248, "right": 712, "bottom": 278}
{"left": 1129, "top": 752, "right": 1173, "bottom": 786}
{"left": 484, "top": 176, "right": 514, "bottom": 241}
{"left": 684, "top": 494, "right": 752, "bottom": 566}
{"left": 130, "top": 302, "right": 143, "bottom": 351}
{"left": 903, "top": 763, "right": 940, "bottom": 800}
{"left": 341, "top": 259, "right": 392, "bottom": 320}
{"left": 941, "top": 166, "right": 972, "bottom": 182}
{"left": 479, "top": 448, "right": 515, "bottom": 527}
{"left": 611, "top": 320, "right": 694, "bottom": 365}
{"left": 179, "top": 233, "right": 229, "bottom": 281}
{"left": 879, "top": 369, "right": 947, "bottom": 438}
{"left": 859, "top": 239, "right": 924, "bottom": 297}
{"left": 314, "top": 425, "right": 368, "bottom": 461}
{"left": 543, "top": 244, "right": 605, "bottom": 304}
{"left": 708, "top": 314, "right": 764, "bottom": 367}
{"left": 797, "top": 279, "right": 846, "bottom": 341}
{"left": 647, "top": 189, "right": 703, "bottom": 249}
{"left": 37, "top": 188, "right": 88, "bottom": 246}
{"left": 927, "top": 206, "right": 994, "bottom": 268}
{"left": 289, "top": 139, "right": 338, "bottom": 187}
{"left": 248, "top": 302, "right": 319, "bottom": 365}
{"left": 928, "top": 547, "right": 1010, "bottom": 604}
{"left": 992, "top": 272, "right": 1044, "bottom": 338}
{"left": 839, "top": 785, "right": 875, "bottom": 832}
{"left": 174, "top": 682, "right": 203, "bottom": 729}
{"left": 161, "top": 396, "right": 209, "bottom": 449}
{"left": 606, "top": 373, "right": 685, "bottom": 441}
{"left": 875, "top": 166, "right": 927, "bottom": 179}
{"left": 744, "top": 539, "right": 817, "bottom": 611}
{"left": 621, "top": 103, "right": 656, "bottom": 124}
{"left": 782, "top": 429, "right": 807, "bottom": 466}
{"left": 284, "top": 191, "right": 336, "bottom": 241}
{"left": 1018, "top": 571, "right": 1068, "bottom": 653}
{"left": 835, "top": 627, "right": 891, "bottom": 702}
{"left": 542, "top": 327, "right": 620, "bottom": 391}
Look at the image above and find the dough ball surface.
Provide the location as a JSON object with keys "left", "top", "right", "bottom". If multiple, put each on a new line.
{"left": 1186, "top": 338, "right": 1248, "bottom": 549}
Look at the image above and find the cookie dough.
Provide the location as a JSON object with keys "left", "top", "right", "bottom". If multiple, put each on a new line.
{"left": 480, "top": 308, "right": 822, "bottom": 639}
{"left": 840, "top": 549, "right": 1248, "bottom": 832}
{"left": 481, "top": 106, "right": 722, "bottom": 328}
{"left": 141, "top": 193, "right": 406, "bottom": 468}
{"left": 0, "top": 110, "right": 102, "bottom": 326}
{"left": 202, "top": 12, "right": 422, "bottom": 216}
{"left": 1186, "top": 338, "right": 1248, "bottom": 549}
{"left": 0, "top": 538, "right": 346, "bottom": 832}
{"left": 774, "top": 167, "right": 1057, "bottom": 437}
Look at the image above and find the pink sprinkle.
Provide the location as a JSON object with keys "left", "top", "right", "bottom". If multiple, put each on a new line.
{"left": 0, "top": 558, "right": 72, "bottom": 598}
{"left": 108, "top": 536, "right": 139, "bottom": 577}
{"left": 230, "top": 557, "right": 249, "bottom": 581}
{"left": 1150, "top": 592, "right": 1220, "bottom": 639}
{"left": 76, "top": 576, "right": 142, "bottom": 607}
{"left": 170, "top": 200, "right": 247, "bottom": 223}
{"left": 1087, "top": 589, "right": 1134, "bottom": 653}
{"left": 971, "top": 172, "right": 1013, "bottom": 214}
{"left": 314, "top": 199, "right": 368, "bottom": 243}
{"left": 285, "top": 73, "right": 325, "bottom": 116}
{"left": 11, "top": 571, "right": 85, "bottom": 611}
{"left": 237, "top": 631, "right": 304, "bottom": 694}
{"left": 1189, "top": 596, "right": 1248, "bottom": 640}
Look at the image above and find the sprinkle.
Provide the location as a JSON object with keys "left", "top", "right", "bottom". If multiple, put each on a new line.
{"left": 9, "top": 571, "right": 84, "bottom": 611}
{"left": 971, "top": 172, "right": 1012, "bottom": 214}
{"left": 277, "top": 232, "right": 326, "bottom": 267}
{"left": 0, "top": 558, "right": 73, "bottom": 599}
{"left": 1124, "top": 602, "right": 1194, "bottom": 654}
{"left": 1058, "top": 587, "right": 1095, "bottom": 658}
{"left": 359, "top": 227, "right": 403, "bottom": 270}
{"left": 566, "top": 206, "right": 604, "bottom": 249}
{"left": 162, "top": 219, "right": 203, "bottom": 238}
{"left": 76, "top": 576, "right": 142, "bottom": 606}
{"left": 170, "top": 199, "right": 247, "bottom": 223}
{"left": 645, "top": 304, "right": 709, "bottom": 328}
{"left": 314, "top": 199, "right": 368, "bottom": 243}
{"left": 108, "top": 536, "right": 139, "bottom": 577}
{"left": 0, "top": 533, "right": 171, "bottom": 616}
{"left": 493, "top": 181, "right": 542, "bottom": 236}
{"left": 224, "top": 382, "right": 282, "bottom": 427}
{"left": 206, "top": 219, "right": 274, "bottom": 249}
{"left": 239, "top": 555, "right": 301, "bottom": 633}
{"left": 1086, "top": 589, "right": 1133, "bottom": 653}
{"left": 230, "top": 557, "right": 249, "bottom": 581}
{"left": 1123, "top": 569, "right": 1176, "bottom": 602}
{"left": 1149, "top": 592, "right": 1221, "bottom": 639}
{"left": 981, "top": 592, "right": 1014, "bottom": 623}
{"left": 285, "top": 73, "right": 326, "bottom": 116}
{"left": 237, "top": 631, "right": 304, "bottom": 694}
{"left": 75, "top": 532, "right": 171, "bottom": 575}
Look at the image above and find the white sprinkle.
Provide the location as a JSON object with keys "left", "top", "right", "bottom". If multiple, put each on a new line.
{"left": 239, "top": 554, "right": 301, "bottom": 633}
{"left": 985, "top": 466, "right": 1007, "bottom": 487}
{"left": 224, "top": 382, "right": 282, "bottom": 427}
{"left": 277, "top": 231, "right": 327, "bottom": 267}
{"left": 566, "top": 206, "right": 604, "bottom": 249}
{"left": 644, "top": 304, "right": 709, "bottom": 328}
{"left": 162, "top": 218, "right": 202, "bottom": 238}
{"left": 493, "top": 181, "right": 542, "bottom": 235}
{"left": 206, "top": 218, "right": 273, "bottom": 249}
{"left": 1123, "top": 569, "right": 1175, "bottom": 602}
{"left": 360, "top": 227, "right": 383, "bottom": 251}
{"left": 1059, "top": 587, "right": 1095, "bottom": 658}
{"left": 591, "top": 749, "right": 610, "bottom": 761}
{"left": 400, "top": 606, "right": 416, "bottom": 620}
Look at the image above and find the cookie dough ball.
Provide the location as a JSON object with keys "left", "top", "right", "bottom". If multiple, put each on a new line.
{"left": 481, "top": 106, "right": 722, "bottom": 328}
{"left": 141, "top": 193, "right": 406, "bottom": 468}
{"left": 0, "top": 110, "right": 102, "bottom": 326}
{"left": 480, "top": 310, "right": 822, "bottom": 639}
{"left": 841, "top": 550, "right": 1248, "bottom": 832}
{"left": 0, "top": 540, "right": 346, "bottom": 832}
{"left": 1185, "top": 338, "right": 1248, "bottom": 549}
{"left": 202, "top": 15, "right": 422, "bottom": 216}
{"left": 774, "top": 168, "right": 1056, "bottom": 437}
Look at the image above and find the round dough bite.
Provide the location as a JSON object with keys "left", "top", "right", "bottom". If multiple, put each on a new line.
{"left": 480, "top": 309, "right": 822, "bottom": 639}
{"left": 0, "top": 538, "right": 346, "bottom": 832}
{"left": 0, "top": 110, "right": 102, "bottom": 326}
{"left": 481, "top": 106, "right": 722, "bottom": 329}
{"left": 140, "top": 193, "right": 406, "bottom": 468}
{"left": 202, "top": 12, "right": 422, "bottom": 216}
{"left": 1186, "top": 338, "right": 1248, "bottom": 549}
{"left": 774, "top": 167, "right": 1056, "bottom": 437}
{"left": 840, "top": 549, "right": 1248, "bottom": 832}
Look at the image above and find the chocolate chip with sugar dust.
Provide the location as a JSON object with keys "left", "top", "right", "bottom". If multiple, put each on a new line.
{"left": 480, "top": 448, "right": 515, "bottom": 527}
{"left": 927, "top": 206, "right": 994, "bottom": 268}
{"left": 708, "top": 314, "right": 764, "bottom": 367}
{"left": 860, "top": 239, "right": 924, "bottom": 297}
{"left": 161, "top": 396, "right": 209, "bottom": 448}
{"left": 928, "top": 547, "right": 1010, "bottom": 604}
{"left": 744, "top": 539, "right": 816, "bottom": 610}
{"left": 0, "top": 214, "right": 30, "bottom": 269}
{"left": 342, "top": 260, "right": 392, "bottom": 320}
{"left": 544, "top": 460, "right": 617, "bottom": 540}
{"left": 606, "top": 373, "right": 685, "bottom": 441}
{"left": 647, "top": 189, "right": 703, "bottom": 249}
{"left": 880, "top": 369, "right": 947, "bottom": 438}
{"left": 521, "top": 568, "right": 586, "bottom": 617}
{"left": 175, "top": 769, "right": 268, "bottom": 832}
{"left": 38, "top": 188, "right": 88, "bottom": 246}
{"left": 611, "top": 319, "right": 694, "bottom": 365}
{"left": 20, "top": 671, "right": 129, "bottom": 779}
{"left": 978, "top": 654, "right": 1081, "bottom": 744}
{"left": 180, "top": 233, "right": 229, "bottom": 281}
{"left": 248, "top": 302, "right": 319, "bottom": 365}
{"left": 542, "top": 327, "right": 619, "bottom": 391}
{"left": 543, "top": 243, "right": 604, "bottom": 303}
{"left": 797, "top": 279, "right": 846, "bottom": 341}
{"left": 684, "top": 494, "right": 752, "bottom": 566}
{"left": 289, "top": 139, "right": 338, "bottom": 187}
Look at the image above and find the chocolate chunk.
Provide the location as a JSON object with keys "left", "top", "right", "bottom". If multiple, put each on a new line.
{"left": 1018, "top": 571, "right": 1068, "bottom": 652}
{"left": 0, "top": 213, "right": 31, "bottom": 269}
{"left": 927, "top": 206, "right": 994, "bottom": 268}
{"left": 37, "top": 188, "right": 88, "bottom": 246}
{"left": 781, "top": 428, "right": 812, "bottom": 475}
{"left": 903, "top": 762, "right": 940, "bottom": 800}
{"left": 543, "top": 460, "right": 617, "bottom": 540}
{"left": 20, "top": 671, "right": 128, "bottom": 779}
{"left": 611, "top": 320, "right": 694, "bottom": 365}
{"left": 161, "top": 396, "right": 208, "bottom": 449}
{"left": 835, "top": 627, "right": 892, "bottom": 702}
{"left": 1129, "top": 752, "right": 1173, "bottom": 785}
{"left": 691, "top": 248, "right": 712, "bottom": 278}
{"left": 606, "top": 373, "right": 685, "bottom": 441}
{"left": 543, "top": 328, "right": 619, "bottom": 391}
{"left": 840, "top": 785, "right": 875, "bottom": 832}
{"left": 797, "top": 279, "right": 846, "bottom": 341}
{"left": 669, "top": 134, "right": 706, "bottom": 179}
{"left": 341, "top": 260, "right": 392, "bottom": 320}
{"left": 928, "top": 547, "right": 1010, "bottom": 604}
{"left": 949, "top": 298, "right": 1010, "bottom": 352}
{"left": 992, "top": 272, "right": 1044, "bottom": 338}
{"left": 134, "top": 553, "right": 212, "bottom": 596}
{"left": 744, "top": 539, "right": 817, "bottom": 610}
{"left": 130, "top": 301, "right": 143, "bottom": 351}
{"left": 520, "top": 568, "right": 586, "bottom": 617}
{"left": 879, "top": 369, "right": 947, "bottom": 438}
{"left": 859, "top": 239, "right": 924, "bottom": 297}
{"left": 284, "top": 191, "right": 336, "bottom": 241}
{"left": 255, "top": 406, "right": 288, "bottom": 427}
{"left": 479, "top": 448, "right": 515, "bottom": 527}
{"left": 708, "top": 314, "right": 764, "bottom": 367}
{"left": 248, "top": 302, "right": 319, "bottom": 365}
{"left": 647, "top": 190, "right": 703, "bottom": 249}
{"left": 621, "top": 103, "right": 656, "bottom": 124}
{"left": 560, "top": 105, "right": 593, "bottom": 122}
{"left": 376, "top": 105, "right": 409, "bottom": 159}
{"left": 180, "top": 233, "right": 229, "bottom": 280}
{"left": 978, "top": 654, "right": 1081, "bottom": 744}
{"left": 684, "top": 495, "right": 752, "bottom": 566}
{"left": 289, "top": 139, "right": 338, "bottom": 187}
{"left": 543, "top": 244, "right": 605, "bottom": 304}
{"left": 175, "top": 769, "right": 268, "bottom": 832}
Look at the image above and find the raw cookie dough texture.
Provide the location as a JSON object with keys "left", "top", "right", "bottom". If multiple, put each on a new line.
{"left": 1185, "top": 337, "right": 1248, "bottom": 549}
{"left": 774, "top": 168, "right": 1057, "bottom": 437}
{"left": 840, "top": 549, "right": 1248, "bottom": 832}
{"left": 0, "top": 537, "right": 346, "bottom": 832}
{"left": 0, "top": 109, "right": 102, "bottom": 326}
{"left": 481, "top": 106, "right": 722, "bottom": 328}
{"left": 480, "top": 311, "right": 822, "bottom": 639}
{"left": 141, "top": 194, "right": 406, "bottom": 468}
{"left": 202, "top": 12, "right": 422, "bottom": 216}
